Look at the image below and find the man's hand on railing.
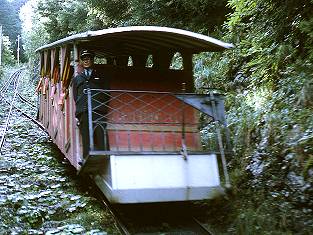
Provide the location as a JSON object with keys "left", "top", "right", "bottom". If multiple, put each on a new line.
{"left": 76, "top": 118, "right": 80, "bottom": 126}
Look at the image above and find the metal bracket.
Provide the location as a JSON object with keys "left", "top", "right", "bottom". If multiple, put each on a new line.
{"left": 174, "top": 93, "right": 227, "bottom": 125}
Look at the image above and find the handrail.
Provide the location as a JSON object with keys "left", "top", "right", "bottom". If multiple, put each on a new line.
{"left": 85, "top": 89, "right": 230, "bottom": 154}
{"left": 84, "top": 88, "right": 231, "bottom": 187}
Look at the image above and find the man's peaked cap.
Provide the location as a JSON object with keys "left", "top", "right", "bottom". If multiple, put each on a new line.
{"left": 80, "top": 50, "right": 95, "bottom": 58}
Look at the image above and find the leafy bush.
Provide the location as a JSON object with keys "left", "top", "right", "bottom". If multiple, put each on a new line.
{"left": 1, "top": 36, "right": 15, "bottom": 65}
{"left": 198, "top": 0, "right": 313, "bottom": 233}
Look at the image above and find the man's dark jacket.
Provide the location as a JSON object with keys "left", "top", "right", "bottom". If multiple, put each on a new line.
{"left": 72, "top": 69, "right": 110, "bottom": 118}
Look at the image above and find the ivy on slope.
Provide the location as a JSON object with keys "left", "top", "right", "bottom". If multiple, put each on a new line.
{"left": 0, "top": 69, "right": 119, "bottom": 234}
{"left": 196, "top": 0, "right": 313, "bottom": 234}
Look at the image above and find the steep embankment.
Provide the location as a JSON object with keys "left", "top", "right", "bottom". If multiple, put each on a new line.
{"left": 194, "top": 0, "right": 313, "bottom": 234}
{"left": 0, "top": 68, "right": 120, "bottom": 234}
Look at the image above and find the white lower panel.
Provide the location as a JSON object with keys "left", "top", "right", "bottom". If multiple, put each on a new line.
{"left": 93, "top": 154, "right": 222, "bottom": 203}
{"left": 94, "top": 175, "right": 224, "bottom": 203}
{"left": 110, "top": 154, "right": 220, "bottom": 189}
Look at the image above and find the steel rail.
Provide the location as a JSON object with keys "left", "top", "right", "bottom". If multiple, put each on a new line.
{"left": 18, "top": 93, "right": 37, "bottom": 108}
{"left": 193, "top": 217, "right": 215, "bottom": 235}
{"left": 89, "top": 176, "right": 131, "bottom": 235}
{"left": 0, "top": 69, "right": 23, "bottom": 153}
{"left": 0, "top": 72, "right": 15, "bottom": 94}
{"left": 100, "top": 199, "right": 131, "bottom": 235}
{"left": 95, "top": 183, "right": 213, "bottom": 235}
{"left": 0, "top": 68, "right": 46, "bottom": 135}
{"left": 0, "top": 71, "right": 47, "bottom": 132}
{"left": 0, "top": 95, "right": 46, "bottom": 132}
{"left": 86, "top": 178, "right": 215, "bottom": 235}
{"left": 0, "top": 67, "right": 27, "bottom": 95}
{"left": 0, "top": 75, "right": 16, "bottom": 103}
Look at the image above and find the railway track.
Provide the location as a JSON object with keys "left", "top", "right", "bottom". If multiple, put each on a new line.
{"left": 107, "top": 201, "right": 214, "bottom": 234}
{"left": 0, "top": 68, "right": 44, "bottom": 154}
{"left": 90, "top": 180, "right": 214, "bottom": 235}
{"left": 0, "top": 69, "right": 23, "bottom": 152}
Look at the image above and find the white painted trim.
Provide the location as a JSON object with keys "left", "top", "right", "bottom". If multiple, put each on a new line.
{"left": 36, "top": 26, "right": 233, "bottom": 52}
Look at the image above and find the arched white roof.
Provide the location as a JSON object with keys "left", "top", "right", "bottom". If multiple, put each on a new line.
{"left": 36, "top": 26, "right": 233, "bottom": 55}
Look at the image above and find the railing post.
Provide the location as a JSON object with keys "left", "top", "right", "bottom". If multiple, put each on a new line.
{"left": 209, "top": 92, "right": 231, "bottom": 188}
{"left": 87, "top": 88, "right": 94, "bottom": 151}
{"left": 181, "top": 83, "right": 188, "bottom": 160}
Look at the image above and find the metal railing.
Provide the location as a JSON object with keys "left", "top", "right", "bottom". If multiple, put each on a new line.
{"left": 85, "top": 88, "right": 231, "bottom": 155}
{"left": 85, "top": 88, "right": 231, "bottom": 186}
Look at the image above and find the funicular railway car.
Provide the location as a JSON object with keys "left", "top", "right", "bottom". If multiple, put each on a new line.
{"left": 36, "top": 26, "right": 233, "bottom": 203}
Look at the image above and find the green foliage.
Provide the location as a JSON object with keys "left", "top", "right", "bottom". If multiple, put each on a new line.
{"left": 0, "top": 0, "right": 27, "bottom": 61}
{"left": 86, "top": 0, "right": 131, "bottom": 27}
{"left": 299, "top": 6, "right": 313, "bottom": 60}
{"left": 1, "top": 36, "right": 15, "bottom": 65}
{"left": 32, "top": 0, "right": 228, "bottom": 42}
{"left": 223, "top": 0, "right": 312, "bottom": 89}
{"left": 36, "top": 0, "right": 90, "bottom": 41}
{"left": 199, "top": 0, "right": 313, "bottom": 233}
{"left": 0, "top": 0, "right": 26, "bottom": 42}
{"left": 125, "top": 0, "right": 229, "bottom": 32}
{"left": 34, "top": 0, "right": 104, "bottom": 42}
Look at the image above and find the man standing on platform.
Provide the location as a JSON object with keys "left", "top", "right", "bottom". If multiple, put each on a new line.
{"left": 72, "top": 50, "right": 109, "bottom": 159}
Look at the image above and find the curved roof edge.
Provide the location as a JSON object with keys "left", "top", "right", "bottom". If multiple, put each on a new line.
{"left": 36, "top": 26, "right": 234, "bottom": 53}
